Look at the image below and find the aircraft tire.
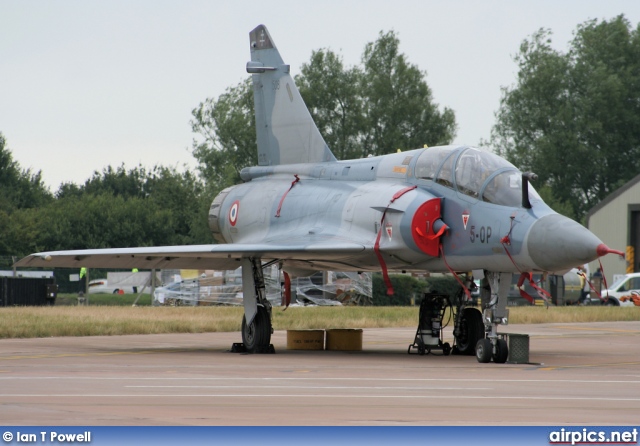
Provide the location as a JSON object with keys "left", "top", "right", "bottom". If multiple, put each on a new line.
{"left": 455, "top": 307, "right": 484, "bottom": 355}
{"left": 475, "top": 338, "right": 492, "bottom": 363}
{"left": 493, "top": 338, "right": 508, "bottom": 363}
{"left": 241, "top": 306, "right": 272, "bottom": 352}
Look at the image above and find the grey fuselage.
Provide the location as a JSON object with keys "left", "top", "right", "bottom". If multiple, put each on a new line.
{"left": 208, "top": 145, "right": 599, "bottom": 276}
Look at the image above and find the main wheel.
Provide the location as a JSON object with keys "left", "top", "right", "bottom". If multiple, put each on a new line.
{"left": 493, "top": 338, "right": 509, "bottom": 364}
{"left": 241, "top": 306, "right": 272, "bottom": 352}
{"left": 475, "top": 338, "right": 492, "bottom": 363}
{"left": 455, "top": 307, "right": 484, "bottom": 355}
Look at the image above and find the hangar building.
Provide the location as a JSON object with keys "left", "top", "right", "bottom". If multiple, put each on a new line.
{"left": 586, "top": 173, "right": 640, "bottom": 286}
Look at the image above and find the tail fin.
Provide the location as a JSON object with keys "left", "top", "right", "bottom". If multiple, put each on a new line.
{"left": 247, "top": 25, "right": 336, "bottom": 165}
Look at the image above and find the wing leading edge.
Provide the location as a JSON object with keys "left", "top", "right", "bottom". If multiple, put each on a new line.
{"left": 14, "top": 241, "right": 368, "bottom": 271}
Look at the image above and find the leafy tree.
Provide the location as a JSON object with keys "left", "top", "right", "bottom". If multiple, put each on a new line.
{"left": 0, "top": 133, "right": 52, "bottom": 212}
{"left": 39, "top": 164, "right": 212, "bottom": 252}
{"left": 488, "top": 15, "right": 640, "bottom": 221}
{"left": 0, "top": 208, "right": 40, "bottom": 257}
{"left": 82, "top": 165, "right": 148, "bottom": 199}
{"left": 191, "top": 78, "right": 256, "bottom": 191}
{"left": 144, "top": 165, "right": 211, "bottom": 245}
{"left": 422, "top": 275, "right": 464, "bottom": 305}
{"left": 372, "top": 274, "right": 426, "bottom": 305}
{"left": 360, "top": 31, "right": 456, "bottom": 156}
{"left": 296, "top": 49, "right": 365, "bottom": 160}
{"left": 371, "top": 274, "right": 462, "bottom": 306}
{"left": 37, "top": 193, "right": 176, "bottom": 250}
{"left": 0, "top": 133, "right": 53, "bottom": 257}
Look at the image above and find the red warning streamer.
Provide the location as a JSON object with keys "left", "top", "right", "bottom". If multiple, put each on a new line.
{"left": 374, "top": 186, "right": 417, "bottom": 296}
{"left": 275, "top": 175, "right": 300, "bottom": 218}
{"left": 500, "top": 217, "right": 551, "bottom": 306}
{"left": 501, "top": 241, "right": 551, "bottom": 306}
{"left": 439, "top": 244, "right": 472, "bottom": 301}
{"left": 282, "top": 271, "right": 291, "bottom": 310}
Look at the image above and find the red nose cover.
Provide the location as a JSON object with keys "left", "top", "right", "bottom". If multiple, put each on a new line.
{"left": 411, "top": 198, "right": 446, "bottom": 257}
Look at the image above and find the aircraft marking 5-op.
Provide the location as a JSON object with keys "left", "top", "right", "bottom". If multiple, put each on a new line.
{"left": 15, "top": 25, "right": 623, "bottom": 363}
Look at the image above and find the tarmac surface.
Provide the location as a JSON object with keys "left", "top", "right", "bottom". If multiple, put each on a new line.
{"left": 0, "top": 321, "right": 639, "bottom": 426}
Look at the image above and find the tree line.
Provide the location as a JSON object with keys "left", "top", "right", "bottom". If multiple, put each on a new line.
{"left": 3, "top": 15, "right": 639, "bottom": 261}
{"left": 489, "top": 15, "right": 640, "bottom": 221}
{"left": 0, "top": 135, "right": 212, "bottom": 262}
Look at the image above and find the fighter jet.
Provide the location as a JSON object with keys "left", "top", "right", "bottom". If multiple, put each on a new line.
{"left": 15, "top": 25, "right": 623, "bottom": 363}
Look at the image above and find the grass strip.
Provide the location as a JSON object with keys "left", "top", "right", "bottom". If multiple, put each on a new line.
{"left": 0, "top": 306, "right": 638, "bottom": 339}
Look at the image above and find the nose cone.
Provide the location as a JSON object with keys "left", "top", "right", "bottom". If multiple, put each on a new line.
{"left": 527, "top": 214, "right": 603, "bottom": 272}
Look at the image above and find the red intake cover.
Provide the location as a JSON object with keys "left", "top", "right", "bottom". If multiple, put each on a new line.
{"left": 411, "top": 198, "right": 444, "bottom": 257}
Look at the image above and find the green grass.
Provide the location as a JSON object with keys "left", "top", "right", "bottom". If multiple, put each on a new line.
{"left": 0, "top": 304, "right": 638, "bottom": 339}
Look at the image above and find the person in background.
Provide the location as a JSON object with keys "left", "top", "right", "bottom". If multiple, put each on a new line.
{"left": 79, "top": 267, "right": 87, "bottom": 296}
{"left": 577, "top": 266, "right": 589, "bottom": 305}
{"left": 132, "top": 268, "right": 139, "bottom": 294}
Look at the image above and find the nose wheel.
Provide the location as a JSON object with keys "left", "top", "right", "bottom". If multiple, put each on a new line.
{"left": 475, "top": 338, "right": 492, "bottom": 363}
{"left": 475, "top": 337, "right": 509, "bottom": 363}
{"left": 493, "top": 338, "right": 509, "bottom": 363}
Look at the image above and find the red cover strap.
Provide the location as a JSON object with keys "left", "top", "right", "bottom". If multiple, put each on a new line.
{"left": 282, "top": 271, "right": 291, "bottom": 310}
{"left": 440, "top": 244, "right": 471, "bottom": 300}
{"left": 374, "top": 186, "right": 418, "bottom": 296}
{"left": 275, "top": 175, "right": 300, "bottom": 218}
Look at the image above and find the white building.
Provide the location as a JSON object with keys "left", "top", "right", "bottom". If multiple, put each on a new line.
{"left": 586, "top": 173, "right": 640, "bottom": 285}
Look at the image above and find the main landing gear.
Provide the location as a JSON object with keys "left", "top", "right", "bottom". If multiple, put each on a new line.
{"left": 241, "top": 305, "right": 273, "bottom": 352}
{"left": 452, "top": 306, "right": 484, "bottom": 356}
{"left": 231, "top": 258, "right": 275, "bottom": 354}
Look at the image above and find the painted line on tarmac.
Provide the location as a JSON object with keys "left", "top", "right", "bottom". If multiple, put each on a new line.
{"left": 1, "top": 394, "right": 639, "bottom": 402}
{"left": 554, "top": 326, "right": 640, "bottom": 334}
{"left": 0, "top": 348, "right": 215, "bottom": 361}
{"left": 0, "top": 376, "right": 638, "bottom": 384}
{"left": 125, "top": 385, "right": 493, "bottom": 390}
{"left": 536, "top": 361, "right": 640, "bottom": 371}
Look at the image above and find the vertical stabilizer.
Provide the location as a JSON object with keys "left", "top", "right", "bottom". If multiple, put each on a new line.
{"left": 247, "top": 25, "right": 336, "bottom": 165}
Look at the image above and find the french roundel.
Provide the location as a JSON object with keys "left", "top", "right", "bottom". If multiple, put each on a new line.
{"left": 229, "top": 200, "right": 240, "bottom": 226}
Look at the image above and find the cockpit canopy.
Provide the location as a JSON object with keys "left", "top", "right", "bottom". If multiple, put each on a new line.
{"left": 414, "top": 146, "right": 541, "bottom": 207}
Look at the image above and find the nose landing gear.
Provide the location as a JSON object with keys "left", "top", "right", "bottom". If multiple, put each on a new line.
{"left": 473, "top": 272, "right": 512, "bottom": 364}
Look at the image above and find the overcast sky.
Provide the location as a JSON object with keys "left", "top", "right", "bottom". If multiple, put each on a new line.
{"left": 2, "top": 1, "right": 639, "bottom": 191}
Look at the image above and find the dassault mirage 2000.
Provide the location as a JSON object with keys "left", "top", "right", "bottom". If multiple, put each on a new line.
{"left": 16, "top": 25, "right": 623, "bottom": 363}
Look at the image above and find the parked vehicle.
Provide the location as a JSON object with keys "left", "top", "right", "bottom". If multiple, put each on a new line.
{"left": 599, "top": 273, "right": 640, "bottom": 306}
{"left": 88, "top": 279, "right": 136, "bottom": 295}
{"left": 506, "top": 269, "right": 583, "bottom": 306}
